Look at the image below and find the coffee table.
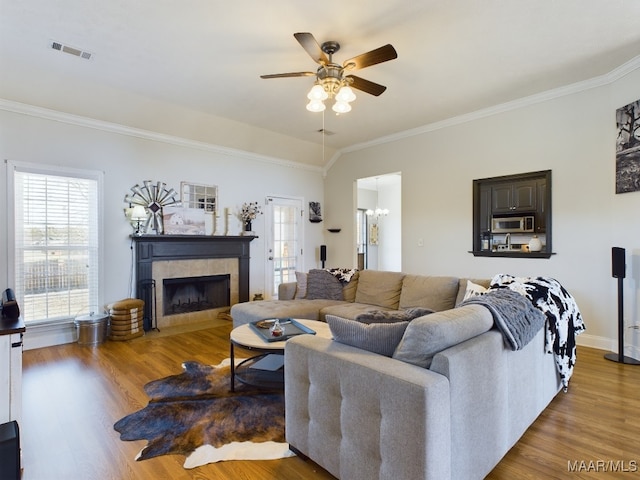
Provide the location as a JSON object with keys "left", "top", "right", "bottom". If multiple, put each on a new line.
{"left": 230, "top": 319, "right": 330, "bottom": 392}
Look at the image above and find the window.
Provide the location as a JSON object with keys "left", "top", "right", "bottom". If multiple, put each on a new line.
{"left": 8, "top": 162, "right": 103, "bottom": 324}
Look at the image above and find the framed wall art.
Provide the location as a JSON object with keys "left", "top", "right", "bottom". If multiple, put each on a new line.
{"left": 309, "top": 201, "right": 322, "bottom": 223}
{"left": 615, "top": 98, "right": 640, "bottom": 194}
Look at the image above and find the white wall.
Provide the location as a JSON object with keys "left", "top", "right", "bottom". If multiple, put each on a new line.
{"left": 0, "top": 106, "right": 325, "bottom": 347}
{"left": 377, "top": 175, "right": 402, "bottom": 271}
{"left": 325, "top": 67, "right": 640, "bottom": 358}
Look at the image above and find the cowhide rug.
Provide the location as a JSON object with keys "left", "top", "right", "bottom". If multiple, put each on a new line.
{"left": 113, "top": 359, "right": 294, "bottom": 469}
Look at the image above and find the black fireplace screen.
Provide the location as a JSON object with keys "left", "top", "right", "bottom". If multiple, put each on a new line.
{"left": 162, "top": 274, "right": 230, "bottom": 315}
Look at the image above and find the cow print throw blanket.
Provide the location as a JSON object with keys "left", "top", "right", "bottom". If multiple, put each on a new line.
{"left": 489, "top": 274, "right": 586, "bottom": 391}
{"left": 114, "top": 360, "right": 294, "bottom": 469}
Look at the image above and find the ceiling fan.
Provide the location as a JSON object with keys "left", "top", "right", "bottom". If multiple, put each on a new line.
{"left": 260, "top": 32, "right": 398, "bottom": 113}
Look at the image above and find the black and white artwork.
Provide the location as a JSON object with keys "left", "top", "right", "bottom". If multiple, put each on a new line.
{"left": 616, "top": 98, "right": 640, "bottom": 194}
{"left": 309, "top": 201, "right": 322, "bottom": 223}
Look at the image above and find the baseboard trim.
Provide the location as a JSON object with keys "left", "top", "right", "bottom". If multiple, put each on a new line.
{"left": 577, "top": 333, "right": 640, "bottom": 361}
{"left": 23, "top": 321, "right": 76, "bottom": 350}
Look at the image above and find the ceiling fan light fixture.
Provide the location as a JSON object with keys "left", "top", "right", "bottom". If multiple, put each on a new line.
{"left": 261, "top": 33, "right": 397, "bottom": 116}
{"left": 306, "top": 99, "right": 326, "bottom": 112}
{"left": 332, "top": 100, "right": 351, "bottom": 114}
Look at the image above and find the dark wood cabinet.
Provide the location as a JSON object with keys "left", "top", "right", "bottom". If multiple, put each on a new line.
{"left": 491, "top": 179, "right": 537, "bottom": 213}
{"left": 479, "top": 184, "right": 492, "bottom": 233}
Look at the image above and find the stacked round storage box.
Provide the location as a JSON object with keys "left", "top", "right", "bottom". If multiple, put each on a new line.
{"left": 108, "top": 298, "right": 144, "bottom": 341}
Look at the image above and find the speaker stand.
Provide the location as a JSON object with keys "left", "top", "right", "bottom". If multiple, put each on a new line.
{"left": 604, "top": 277, "right": 640, "bottom": 365}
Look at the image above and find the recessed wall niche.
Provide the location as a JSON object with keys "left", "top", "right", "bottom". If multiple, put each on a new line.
{"left": 472, "top": 170, "right": 552, "bottom": 258}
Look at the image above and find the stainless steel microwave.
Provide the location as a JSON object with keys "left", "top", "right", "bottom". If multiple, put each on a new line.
{"left": 492, "top": 215, "right": 534, "bottom": 233}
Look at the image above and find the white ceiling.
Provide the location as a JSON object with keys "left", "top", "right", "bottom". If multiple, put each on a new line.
{"left": 2, "top": 0, "right": 640, "bottom": 165}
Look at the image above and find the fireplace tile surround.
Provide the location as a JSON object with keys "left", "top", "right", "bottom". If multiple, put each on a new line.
{"left": 132, "top": 235, "right": 255, "bottom": 329}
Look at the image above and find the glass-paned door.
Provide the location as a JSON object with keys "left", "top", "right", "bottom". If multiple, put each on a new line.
{"left": 265, "top": 196, "right": 303, "bottom": 298}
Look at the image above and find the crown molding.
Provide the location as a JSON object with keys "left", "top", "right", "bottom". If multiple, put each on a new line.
{"left": 0, "top": 98, "right": 323, "bottom": 173}
{"left": 339, "top": 55, "right": 640, "bottom": 157}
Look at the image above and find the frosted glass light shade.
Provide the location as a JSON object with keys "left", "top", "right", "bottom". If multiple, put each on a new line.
{"left": 307, "top": 84, "right": 328, "bottom": 101}
{"left": 332, "top": 100, "right": 351, "bottom": 113}
{"left": 306, "top": 99, "right": 326, "bottom": 112}
{"left": 336, "top": 86, "right": 356, "bottom": 103}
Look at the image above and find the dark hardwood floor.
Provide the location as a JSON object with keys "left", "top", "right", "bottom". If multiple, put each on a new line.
{"left": 19, "top": 321, "right": 639, "bottom": 479}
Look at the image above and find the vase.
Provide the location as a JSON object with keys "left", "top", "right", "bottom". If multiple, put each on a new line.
{"left": 241, "top": 220, "right": 254, "bottom": 236}
{"left": 528, "top": 235, "right": 543, "bottom": 252}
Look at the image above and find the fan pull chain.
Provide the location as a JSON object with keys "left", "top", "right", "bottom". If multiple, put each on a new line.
{"left": 322, "top": 109, "right": 325, "bottom": 164}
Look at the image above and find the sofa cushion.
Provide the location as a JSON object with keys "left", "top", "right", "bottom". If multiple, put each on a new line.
{"left": 398, "top": 275, "right": 460, "bottom": 312}
{"left": 342, "top": 270, "right": 359, "bottom": 302}
{"left": 326, "top": 314, "right": 409, "bottom": 357}
{"left": 392, "top": 304, "right": 494, "bottom": 368}
{"left": 354, "top": 270, "right": 406, "bottom": 309}
{"left": 355, "top": 307, "right": 434, "bottom": 324}
{"left": 294, "top": 271, "right": 308, "bottom": 299}
{"left": 306, "top": 269, "right": 344, "bottom": 300}
{"left": 230, "top": 299, "right": 348, "bottom": 328}
{"left": 455, "top": 278, "right": 491, "bottom": 306}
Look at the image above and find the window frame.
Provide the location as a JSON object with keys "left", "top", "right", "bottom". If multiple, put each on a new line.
{"left": 6, "top": 160, "right": 104, "bottom": 325}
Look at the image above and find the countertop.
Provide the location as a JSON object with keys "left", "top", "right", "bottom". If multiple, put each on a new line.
{"left": 470, "top": 250, "right": 554, "bottom": 259}
{"left": 0, "top": 316, "right": 26, "bottom": 335}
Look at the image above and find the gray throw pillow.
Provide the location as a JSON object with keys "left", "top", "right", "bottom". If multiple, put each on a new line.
{"left": 326, "top": 314, "right": 409, "bottom": 357}
{"left": 306, "top": 269, "right": 344, "bottom": 300}
{"left": 355, "top": 307, "right": 434, "bottom": 324}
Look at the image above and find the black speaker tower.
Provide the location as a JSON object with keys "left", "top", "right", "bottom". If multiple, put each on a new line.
{"left": 604, "top": 247, "right": 640, "bottom": 364}
{"left": 320, "top": 245, "right": 327, "bottom": 269}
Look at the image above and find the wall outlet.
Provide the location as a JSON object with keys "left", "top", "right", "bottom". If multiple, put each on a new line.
{"left": 418, "top": 238, "right": 424, "bottom": 247}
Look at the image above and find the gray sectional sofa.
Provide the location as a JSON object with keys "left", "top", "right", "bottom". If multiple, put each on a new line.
{"left": 230, "top": 269, "right": 563, "bottom": 480}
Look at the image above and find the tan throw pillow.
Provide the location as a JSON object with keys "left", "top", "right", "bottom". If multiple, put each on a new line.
{"left": 327, "top": 315, "right": 409, "bottom": 357}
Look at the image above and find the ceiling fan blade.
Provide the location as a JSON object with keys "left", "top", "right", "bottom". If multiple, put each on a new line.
{"left": 294, "top": 32, "right": 329, "bottom": 65}
{"left": 260, "top": 72, "right": 316, "bottom": 79}
{"left": 346, "top": 75, "right": 387, "bottom": 96}
{"left": 343, "top": 44, "right": 397, "bottom": 71}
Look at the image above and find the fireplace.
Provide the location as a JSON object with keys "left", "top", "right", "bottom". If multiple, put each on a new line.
{"left": 132, "top": 235, "right": 256, "bottom": 329}
{"left": 163, "top": 274, "right": 230, "bottom": 316}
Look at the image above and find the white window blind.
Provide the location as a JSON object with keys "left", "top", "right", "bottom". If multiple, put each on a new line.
{"left": 11, "top": 165, "right": 101, "bottom": 324}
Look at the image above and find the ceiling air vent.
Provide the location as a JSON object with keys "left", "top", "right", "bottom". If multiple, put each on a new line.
{"left": 50, "top": 40, "right": 93, "bottom": 60}
{"left": 317, "top": 129, "right": 336, "bottom": 136}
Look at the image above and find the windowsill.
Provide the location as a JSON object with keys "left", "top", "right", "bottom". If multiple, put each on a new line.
{"left": 25, "top": 317, "right": 74, "bottom": 328}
